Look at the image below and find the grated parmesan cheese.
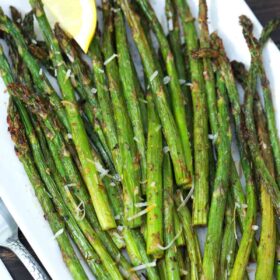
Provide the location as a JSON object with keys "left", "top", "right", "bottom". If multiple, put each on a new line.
{"left": 133, "top": 136, "right": 139, "bottom": 143}
{"left": 117, "top": 225, "right": 124, "bottom": 232}
{"left": 64, "top": 183, "right": 76, "bottom": 190}
{"left": 127, "top": 205, "right": 155, "bottom": 221}
{"left": 252, "top": 225, "right": 259, "bottom": 231}
{"left": 66, "top": 53, "right": 74, "bottom": 63}
{"left": 53, "top": 228, "right": 64, "bottom": 239}
{"left": 65, "top": 69, "right": 71, "bottom": 81}
{"left": 150, "top": 181, "right": 156, "bottom": 187}
{"left": 163, "top": 76, "right": 171, "bottom": 84}
{"left": 177, "top": 182, "right": 194, "bottom": 210}
{"left": 76, "top": 200, "right": 85, "bottom": 221}
{"left": 111, "top": 7, "right": 120, "bottom": 13}
{"left": 91, "top": 88, "right": 97, "bottom": 94}
{"left": 131, "top": 260, "right": 157, "bottom": 272}
{"left": 157, "top": 228, "right": 182, "bottom": 250}
{"left": 163, "top": 146, "right": 169, "bottom": 153}
{"left": 104, "top": 54, "right": 118, "bottom": 65}
{"left": 135, "top": 202, "right": 148, "bottom": 208}
{"left": 208, "top": 133, "right": 218, "bottom": 143}
{"left": 94, "top": 161, "right": 110, "bottom": 178}
{"left": 149, "top": 71, "right": 158, "bottom": 82}
{"left": 168, "top": 19, "right": 173, "bottom": 31}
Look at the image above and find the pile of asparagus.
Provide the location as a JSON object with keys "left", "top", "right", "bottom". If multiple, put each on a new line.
{"left": 0, "top": 0, "right": 280, "bottom": 279}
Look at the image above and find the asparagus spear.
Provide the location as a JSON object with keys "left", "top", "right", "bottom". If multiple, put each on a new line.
{"left": 254, "top": 92, "right": 279, "bottom": 279}
{"left": 174, "top": 0, "right": 209, "bottom": 225}
{"left": 181, "top": 250, "right": 192, "bottom": 280}
{"left": 202, "top": 71, "right": 232, "bottom": 280}
{"left": 276, "top": 229, "right": 280, "bottom": 280}
{"left": 0, "top": 9, "right": 69, "bottom": 130}
{"left": 136, "top": 0, "right": 193, "bottom": 179}
{"left": 7, "top": 30, "right": 123, "bottom": 229}
{"left": 113, "top": 5, "right": 147, "bottom": 189}
{"left": 146, "top": 91, "right": 163, "bottom": 257}
{"left": 239, "top": 16, "right": 280, "bottom": 215}
{"left": 10, "top": 7, "right": 48, "bottom": 65}
{"left": 10, "top": 82, "right": 129, "bottom": 280}
{"left": 231, "top": 58, "right": 276, "bottom": 264}
{"left": 88, "top": 36, "right": 121, "bottom": 170}
{"left": 29, "top": 0, "right": 116, "bottom": 230}
{"left": 0, "top": 50, "right": 109, "bottom": 277}
{"left": 20, "top": 113, "right": 110, "bottom": 279}
{"left": 162, "top": 155, "right": 180, "bottom": 280}
{"left": 130, "top": 58, "right": 148, "bottom": 137}
{"left": 174, "top": 191, "right": 202, "bottom": 280}
{"left": 53, "top": 24, "right": 113, "bottom": 166}
{"left": 209, "top": 32, "right": 257, "bottom": 280}
{"left": 173, "top": 210, "right": 185, "bottom": 247}
{"left": 254, "top": 95, "right": 276, "bottom": 280}
{"left": 239, "top": 16, "right": 277, "bottom": 279}
{"left": 165, "top": 0, "right": 193, "bottom": 136}
{"left": 54, "top": 27, "right": 113, "bottom": 167}
{"left": 7, "top": 94, "right": 88, "bottom": 280}
{"left": 7, "top": 7, "right": 117, "bottom": 234}
{"left": 118, "top": 0, "right": 191, "bottom": 187}
{"left": 96, "top": 13, "right": 142, "bottom": 227}
{"left": 10, "top": 79, "right": 138, "bottom": 278}
{"left": 10, "top": 6, "right": 22, "bottom": 27}
{"left": 198, "top": 0, "right": 218, "bottom": 137}
{"left": 219, "top": 194, "right": 237, "bottom": 280}
{"left": 194, "top": 4, "right": 242, "bottom": 274}
{"left": 6, "top": 40, "right": 131, "bottom": 276}
{"left": 89, "top": 23, "right": 157, "bottom": 278}
{"left": 158, "top": 259, "right": 167, "bottom": 280}
{"left": 227, "top": 60, "right": 259, "bottom": 260}
{"left": 123, "top": 229, "right": 160, "bottom": 280}
{"left": 257, "top": 25, "right": 280, "bottom": 187}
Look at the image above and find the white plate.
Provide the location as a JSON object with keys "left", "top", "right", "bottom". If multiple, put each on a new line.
{"left": 0, "top": 1, "right": 279, "bottom": 279}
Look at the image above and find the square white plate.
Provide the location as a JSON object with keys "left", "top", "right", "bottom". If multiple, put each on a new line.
{"left": 0, "top": 0, "right": 279, "bottom": 279}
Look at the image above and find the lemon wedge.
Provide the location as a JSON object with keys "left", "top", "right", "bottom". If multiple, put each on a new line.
{"left": 42, "top": 0, "right": 97, "bottom": 53}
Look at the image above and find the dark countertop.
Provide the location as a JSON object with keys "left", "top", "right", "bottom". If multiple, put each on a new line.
{"left": 247, "top": 0, "right": 280, "bottom": 45}
{"left": 1, "top": 1, "right": 279, "bottom": 279}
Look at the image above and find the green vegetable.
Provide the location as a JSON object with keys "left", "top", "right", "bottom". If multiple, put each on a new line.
{"left": 114, "top": 8, "right": 147, "bottom": 189}
{"left": 146, "top": 92, "right": 163, "bottom": 257}
{"left": 174, "top": 0, "right": 209, "bottom": 225}
{"left": 137, "top": 0, "right": 193, "bottom": 179}
{"left": 162, "top": 155, "right": 180, "bottom": 280}
{"left": 119, "top": 0, "right": 191, "bottom": 187}
{"left": 29, "top": 0, "right": 116, "bottom": 230}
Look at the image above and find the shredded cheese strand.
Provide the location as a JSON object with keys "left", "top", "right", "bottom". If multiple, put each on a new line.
{"left": 127, "top": 205, "right": 155, "bottom": 221}
{"left": 157, "top": 227, "right": 183, "bottom": 250}
{"left": 135, "top": 202, "right": 148, "bottom": 208}
{"left": 75, "top": 200, "right": 85, "bottom": 221}
{"left": 149, "top": 71, "right": 158, "bottom": 82}
{"left": 131, "top": 260, "right": 157, "bottom": 272}
{"left": 64, "top": 183, "right": 76, "bottom": 190}
{"left": 208, "top": 133, "right": 218, "bottom": 143}
{"left": 177, "top": 182, "right": 195, "bottom": 210}
{"left": 163, "top": 76, "right": 171, "bottom": 84}
{"left": 233, "top": 203, "right": 238, "bottom": 240}
{"left": 53, "top": 228, "right": 64, "bottom": 239}
{"left": 104, "top": 54, "right": 118, "bottom": 65}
